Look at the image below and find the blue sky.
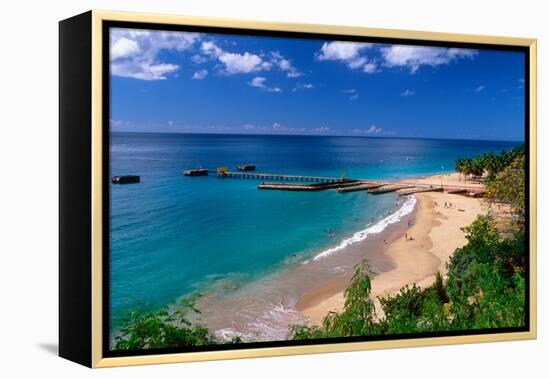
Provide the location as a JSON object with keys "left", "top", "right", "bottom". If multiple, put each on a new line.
{"left": 110, "top": 27, "right": 525, "bottom": 141}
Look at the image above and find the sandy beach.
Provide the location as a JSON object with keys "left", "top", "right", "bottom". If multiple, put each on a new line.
{"left": 298, "top": 172, "right": 487, "bottom": 325}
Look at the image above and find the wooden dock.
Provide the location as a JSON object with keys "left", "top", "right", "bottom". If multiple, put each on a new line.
{"left": 258, "top": 180, "right": 359, "bottom": 191}
{"left": 368, "top": 184, "right": 415, "bottom": 194}
{"left": 219, "top": 171, "right": 347, "bottom": 183}
{"left": 397, "top": 187, "right": 444, "bottom": 196}
{"left": 338, "top": 182, "right": 385, "bottom": 193}
{"left": 468, "top": 190, "right": 486, "bottom": 198}
{"left": 447, "top": 188, "right": 468, "bottom": 195}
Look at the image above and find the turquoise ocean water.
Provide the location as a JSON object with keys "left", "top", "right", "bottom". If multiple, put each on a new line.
{"left": 109, "top": 132, "right": 519, "bottom": 337}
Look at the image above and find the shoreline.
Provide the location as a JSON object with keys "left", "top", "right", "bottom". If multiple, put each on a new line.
{"left": 298, "top": 172, "right": 486, "bottom": 325}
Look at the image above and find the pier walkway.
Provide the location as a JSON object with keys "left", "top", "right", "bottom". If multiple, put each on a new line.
{"left": 218, "top": 171, "right": 348, "bottom": 183}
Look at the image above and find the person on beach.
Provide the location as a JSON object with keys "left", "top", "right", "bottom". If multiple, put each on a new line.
{"left": 405, "top": 233, "right": 408, "bottom": 240}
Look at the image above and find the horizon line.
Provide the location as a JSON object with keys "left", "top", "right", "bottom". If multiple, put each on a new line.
{"left": 110, "top": 129, "right": 525, "bottom": 144}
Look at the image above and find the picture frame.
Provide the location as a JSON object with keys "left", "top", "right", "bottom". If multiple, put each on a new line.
{"left": 59, "top": 10, "right": 537, "bottom": 368}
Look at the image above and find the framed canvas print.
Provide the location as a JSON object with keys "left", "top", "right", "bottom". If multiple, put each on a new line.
{"left": 59, "top": 10, "right": 537, "bottom": 368}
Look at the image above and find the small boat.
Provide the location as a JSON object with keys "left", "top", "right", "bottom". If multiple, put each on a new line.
{"left": 111, "top": 175, "right": 140, "bottom": 184}
{"left": 183, "top": 168, "right": 209, "bottom": 176}
{"left": 238, "top": 164, "right": 256, "bottom": 171}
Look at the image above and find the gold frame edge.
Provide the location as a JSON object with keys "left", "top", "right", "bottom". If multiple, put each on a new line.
{"left": 89, "top": 9, "right": 537, "bottom": 368}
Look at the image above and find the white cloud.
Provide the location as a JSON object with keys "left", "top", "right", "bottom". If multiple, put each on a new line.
{"left": 196, "top": 42, "right": 303, "bottom": 80}
{"left": 347, "top": 56, "right": 368, "bottom": 69}
{"left": 353, "top": 125, "right": 382, "bottom": 135}
{"left": 248, "top": 76, "right": 282, "bottom": 92}
{"left": 110, "top": 28, "right": 200, "bottom": 80}
{"left": 249, "top": 76, "right": 267, "bottom": 88}
{"left": 219, "top": 52, "right": 265, "bottom": 74}
{"left": 270, "top": 51, "right": 302, "bottom": 77}
{"left": 111, "top": 37, "right": 140, "bottom": 60}
{"left": 474, "top": 85, "right": 486, "bottom": 92}
{"left": 341, "top": 88, "right": 359, "bottom": 100}
{"left": 363, "top": 62, "right": 379, "bottom": 73}
{"left": 239, "top": 122, "right": 305, "bottom": 134}
{"left": 110, "top": 119, "right": 131, "bottom": 127}
{"left": 292, "top": 82, "right": 314, "bottom": 91}
{"left": 191, "top": 54, "right": 207, "bottom": 64}
{"left": 313, "top": 126, "right": 331, "bottom": 133}
{"left": 401, "top": 89, "right": 416, "bottom": 96}
{"left": 317, "top": 41, "right": 372, "bottom": 61}
{"left": 200, "top": 41, "right": 223, "bottom": 57}
{"left": 192, "top": 69, "right": 208, "bottom": 79}
{"left": 111, "top": 61, "right": 179, "bottom": 81}
{"left": 317, "top": 41, "right": 376, "bottom": 73}
{"left": 367, "top": 125, "right": 381, "bottom": 134}
{"left": 381, "top": 45, "right": 477, "bottom": 73}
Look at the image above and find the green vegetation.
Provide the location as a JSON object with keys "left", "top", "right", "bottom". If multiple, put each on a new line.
{"left": 113, "top": 295, "right": 212, "bottom": 350}
{"left": 486, "top": 155, "right": 525, "bottom": 225}
{"left": 454, "top": 145, "right": 524, "bottom": 182}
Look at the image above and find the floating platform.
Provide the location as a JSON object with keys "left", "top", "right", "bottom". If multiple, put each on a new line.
{"left": 397, "top": 187, "right": 444, "bottom": 196}
{"left": 368, "top": 184, "right": 415, "bottom": 194}
{"left": 258, "top": 180, "right": 359, "bottom": 191}
{"left": 183, "top": 168, "right": 209, "bottom": 177}
{"left": 237, "top": 164, "right": 256, "bottom": 171}
{"left": 111, "top": 175, "right": 140, "bottom": 184}
{"left": 338, "top": 182, "right": 385, "bottom": 193}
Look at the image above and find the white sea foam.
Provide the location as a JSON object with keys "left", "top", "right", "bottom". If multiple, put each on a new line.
{"left": 312, "top": 195, "right": 417, "bottom": 261}
{"left": 214, "top": 301, "right": 304, "bottom": 342}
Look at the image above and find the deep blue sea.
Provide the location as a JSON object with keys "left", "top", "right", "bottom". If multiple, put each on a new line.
{"left": 109, "top": 132, "right": 519, "bottom": 331}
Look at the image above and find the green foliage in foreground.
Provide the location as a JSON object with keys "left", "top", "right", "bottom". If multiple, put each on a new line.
{"left": 113, "top": 295, "right": 212, "bottom": 350}
{"left": 290, "top": 215, "right": 525, "bottom": 339}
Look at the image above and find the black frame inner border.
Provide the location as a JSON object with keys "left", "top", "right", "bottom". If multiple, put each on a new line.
{"left": 101, "top": 19, "right": 531, "bottom": 359}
